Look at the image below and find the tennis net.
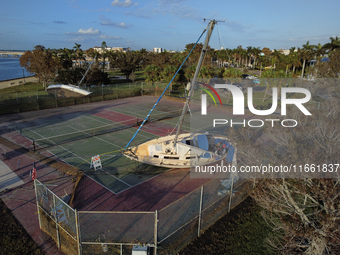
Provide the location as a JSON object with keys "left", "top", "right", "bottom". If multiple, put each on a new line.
{"left": 33, "top": 109, "right": 184, "bottom": 150}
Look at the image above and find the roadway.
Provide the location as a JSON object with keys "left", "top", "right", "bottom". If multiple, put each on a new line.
{"left": 0, "top": 76, "right": 38, "bottom": 89}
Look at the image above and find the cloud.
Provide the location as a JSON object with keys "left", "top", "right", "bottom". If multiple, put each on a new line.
{"left": 77, "top": 28, "right": 101, "bottom": 35}
{"left": 100, "top": 16, "right": 129, "bottom": 28}
{"left": 54, "top": 20, "right": 66, "bottom": 24}
{"left": 78, "top": 8, "right": 111, "bottom": 13}
{"left": 99, "top": 34, "right": 121, "bottom": 40}
{"left": 218, "top": 19, "right": 248, "bottom": 33}
{"left": 124, "top": 10, "right": 152, "bottom": 19}
{"left": 101, "top": 21, "right": 128, "bottom": 28}
{"left": 65, "top": 28, "right": 101, "bottom": 36}
{"left": 111, "top": 0, "right": 138, "bottom": 7}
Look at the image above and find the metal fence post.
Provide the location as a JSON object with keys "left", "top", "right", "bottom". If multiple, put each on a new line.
{"left": 53, "top": 194, "right": 61, "bottom": 249}
{"left": 154, "top": 210, "right": 158, "bottom": 255}
{"left": 198, "top": 185, "right": 203, "bottom": 237}
{"left": 34, "top": 179, "right": 42, "bottom": 229}
{"left": 228, "top": 176, "right": 234, "bottom": 213}
{"left": 75, "top": 209, "right": 82, "bottom": 255}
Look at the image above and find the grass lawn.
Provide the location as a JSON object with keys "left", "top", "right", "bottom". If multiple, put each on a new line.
{"left": 0, "top": 199, "right": 43, "bottom": 255}
{"left": 0, "top": 82, "right": 45, "bottom": 94}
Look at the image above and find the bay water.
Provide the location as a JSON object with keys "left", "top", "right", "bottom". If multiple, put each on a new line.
{"left": 0, "top": 58, "right": 33, "bottom": 81}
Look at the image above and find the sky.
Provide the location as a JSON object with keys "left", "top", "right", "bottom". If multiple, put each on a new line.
{"left": 1, "top": 0, "right": 340, "bottom": 52}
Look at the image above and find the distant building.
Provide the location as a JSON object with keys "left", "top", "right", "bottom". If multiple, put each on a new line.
{"left": 273, "top": 49, "right": 298, "bottom": 55}
{"left": 153, "top": 48, "right": 162, "bottom": 53}
{"left": 93, "top": 46, "right": 130, "bottom": 53}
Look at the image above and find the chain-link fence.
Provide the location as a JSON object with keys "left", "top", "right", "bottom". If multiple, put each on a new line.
{"left": 35, "top": 179, "right": 80, "bottom": 255}
{"left": 0, "top": 82, "right": 174, "bottom": 115}
{"left": 35, "top": 176, "right": 252, "bottom": 255}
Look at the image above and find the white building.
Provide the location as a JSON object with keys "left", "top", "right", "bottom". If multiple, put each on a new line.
{"left": 153, "top": 48, "right": 162, "bottom": 53}
{"left": 93, "top": 47, "right": 130, "bottom": 53}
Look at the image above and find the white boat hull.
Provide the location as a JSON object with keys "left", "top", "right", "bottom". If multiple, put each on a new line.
{"left": 123, "top": 133, "right": 235, "bottom": 168}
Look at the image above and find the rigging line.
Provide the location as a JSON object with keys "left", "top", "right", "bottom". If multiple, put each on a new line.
{"left": 124, "top": 26, "right": 208, "bottom": 150}
{"left": 78, "top": 56, "right": 96, "bottom": 87}
{"left": 216, "top": 24, "right": 225, "bottom": 50}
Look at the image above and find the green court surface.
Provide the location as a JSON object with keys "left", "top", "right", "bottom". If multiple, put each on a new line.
{"left": 6, "top": 97, "right": 247, "bottom": 194}
{"left": 7, "top": 104, "right": 180, "bottom": 194}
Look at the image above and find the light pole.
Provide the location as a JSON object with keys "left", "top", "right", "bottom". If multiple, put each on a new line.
{"left": 22, "top": 67, "right": 25, "bottom": 83}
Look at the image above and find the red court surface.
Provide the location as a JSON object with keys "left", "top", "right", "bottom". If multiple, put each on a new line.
{"left": 73, "top": 168, "right": 212, "bottom": 212}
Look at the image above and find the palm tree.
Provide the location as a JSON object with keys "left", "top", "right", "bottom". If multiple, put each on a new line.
{"left": 314, "top": 43, "right": 325, "bottom": 59}
{"left": 60, "top": 48, "right": 74, "bottom": 69}
{"left": 144, "top": 65, "right": 161, "bottom": 85}
{"left": 300, "top": 41, "right": 316, "bottom": 78}
{"left": 223, "top": 68, "right": 242, "bottom": 103}
{"left": 270, "top": 49, "right": 283, "bottom": 71}
{"left": 100, "top": 41, "right": 108, "bottom": 71}
{"left": 184, "top": 65, "right": 197, "bottom": 82}
{"left": 73, "top": 43, "right": 84, "bottom": 67}
{"left": 289, "top": 47, "right": 300, "bottom": 74}
{"left": 252, "top": 47, "right": 261, "bottom": 69}
{"left": 261, "top": 69, "right": 275, "bottom": 102}
{"left": 322, "top": 36, "right": 340, "bottom": 52}
{"left": 162, "top": 65, "right": 177, "bottom": 91}
{"left": 199, "top": 66, "right": 215, "bottom": 79}
{"left": 226, "top": 48, "right": 234, "bottom": 65}
{"left": 246, "top": 46, "right": 253, "bottom": 67}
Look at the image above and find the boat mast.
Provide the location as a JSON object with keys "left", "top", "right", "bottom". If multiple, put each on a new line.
{"left": 173, "top": 19, "right": 217, "bottom": 145}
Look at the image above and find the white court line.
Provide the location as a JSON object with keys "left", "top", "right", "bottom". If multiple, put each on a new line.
{"left": 83, "top": 114, "right": 154, "bottom": 140}
{"left": 65, "top": 125, "right": 137, "bottom": 188}
{"left": 83, "top": 114, "right": 113, "bottom": 125}
{"left": 66, "top": 125, "right": 122, "bottom": 149}
{"left": 16, "top": 122, "right": 90, "bottom": 164}
{"left": 84, "top": 173, "right": 116, "bottom": 195}
{"left": 105, "top": 171, "right": 132, "bottom": 187}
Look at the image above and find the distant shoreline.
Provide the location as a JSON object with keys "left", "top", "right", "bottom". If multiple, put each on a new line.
{"left": 0, "top": 75, "right": 35, "bottom": 83}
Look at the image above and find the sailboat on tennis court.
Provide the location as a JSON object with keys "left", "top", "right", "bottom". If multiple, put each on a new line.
{"left": 123, "top": 20, "right": 236, "bottom": 168}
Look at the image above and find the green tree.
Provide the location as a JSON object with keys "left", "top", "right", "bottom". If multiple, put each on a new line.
{"left": 161, "top": 65, "right": 178, "bottom": 91}
{"left": 19, "top": 45, "right": 60, "bottom": 90}
{"left": 252, "top": 47, "right": 261, "bottom": 69}
{"left": 322, "top": 36, "right": 340, "bottom": 52}
{"left": 73, "top": 43, "right": 84, "bottom": 67}
{"left": 223, "top": 68, "right": 242, "bottom": 103}
{"left": 112, "top": 51, "right": 141, "bottom": 80}
{"left": 85, "top": 48, "right": 101, "bottom": 64}
{"left": 184, "top": 65, "right": 197, "bottom": 82}
{"left": 316, "top": 50, "right": 340, "bottom": 79}
{"left": 300, "top": 41, "right": 316, "bottom": 78}
{"left": 144, "top": 64, "right": 161, "bottom": 85}
{"left": 260, "top": 69, "right": 275, "bottom": 102}
{"left": 199, "top": 66, "right": 215, "bottom": 79}
{"left": 101, "top": 41, "right": 108, "bottom": 71}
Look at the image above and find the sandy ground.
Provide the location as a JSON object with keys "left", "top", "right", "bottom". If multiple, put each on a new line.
{"left": 0, "top": 76, "right": 38, "bottom": 89}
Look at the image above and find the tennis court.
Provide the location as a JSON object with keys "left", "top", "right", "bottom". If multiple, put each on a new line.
{"left": 3, "top": 94, "right": 248, "bottom": 195}
{"left": 5, "top": 97, "right": 198, "bottom": 194}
